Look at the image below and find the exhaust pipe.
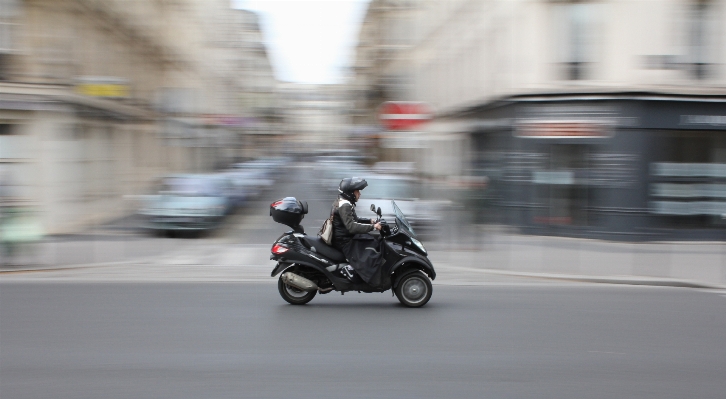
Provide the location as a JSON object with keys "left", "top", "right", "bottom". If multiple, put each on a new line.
{"left": 281, "top": 272, "right": 318, "bottom": 292}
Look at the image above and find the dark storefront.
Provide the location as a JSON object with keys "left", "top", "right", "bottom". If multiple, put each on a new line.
{"left": 469, "top": 94, "right": 726, "bottom": 241}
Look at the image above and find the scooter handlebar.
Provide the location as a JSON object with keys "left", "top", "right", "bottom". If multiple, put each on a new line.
{"left": 379, "top": 219, "right": 391, "bottom": 236}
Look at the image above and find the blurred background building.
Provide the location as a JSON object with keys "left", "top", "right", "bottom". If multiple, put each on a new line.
{"left": 3, "top": 0, "right": 726, "bottom": 243}
{"left": 0, "top": 0, "right": 280, "bottom": 234}
{"left": 279, "top": 82, "right": 351, "bottom": 152}
{"left": 351, "top": 0, "right": 726, "bottom": 241}
{"left": 349, "top": 0, "right": 418, "bottom": 164}
{"left": 231, "top": 9, "right": 283, "bottom": 160}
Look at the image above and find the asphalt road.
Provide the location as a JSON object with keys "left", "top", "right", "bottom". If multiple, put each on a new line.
{"left": 2, "top": 282, "right": 725, "bottom": 399}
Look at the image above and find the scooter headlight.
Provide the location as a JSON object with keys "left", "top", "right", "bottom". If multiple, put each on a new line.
{"left": 410, "top": 237, "right": 427, "bottom": 255}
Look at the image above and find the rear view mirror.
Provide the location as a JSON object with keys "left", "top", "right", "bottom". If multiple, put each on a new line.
{"left": 377, "top": 207, "right": 382, "bottom": 217}
{"left": 370, "top": 204, "right": 376, "bottom": 212}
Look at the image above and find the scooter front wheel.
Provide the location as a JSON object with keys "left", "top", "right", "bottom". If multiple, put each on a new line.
{"left": 278, "top": 276, "right": 317, "bottom": 305}
{"left": 395, "top": 271, "right": 432, "bottom": 308}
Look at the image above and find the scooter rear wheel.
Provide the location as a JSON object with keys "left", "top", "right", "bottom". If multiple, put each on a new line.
{"left": 278, "top": 276, "right": 317, "bottom": 305}
{"left": 395, "top": 271, "right": 432, "bottom": 308}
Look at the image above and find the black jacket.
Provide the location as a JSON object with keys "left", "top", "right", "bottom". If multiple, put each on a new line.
{"left": 331, "top": 196, "right": 373, "bottom": 250}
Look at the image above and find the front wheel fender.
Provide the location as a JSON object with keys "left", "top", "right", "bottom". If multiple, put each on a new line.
{"left": 390, "top": 257, "right": 436, "bottom": 288}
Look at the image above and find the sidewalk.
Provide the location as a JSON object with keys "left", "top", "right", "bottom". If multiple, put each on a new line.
{"left": 428, "top": 232, "right": 726, "bottom": 289}
{"left": 2, "top": 232, "right": 725, "bottom": 289}
{"left": 0, "top": 233, "right": 191, "bottom": 270}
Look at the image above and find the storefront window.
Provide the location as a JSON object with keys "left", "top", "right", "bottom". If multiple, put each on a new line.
{"left": 534, "top": 144, "right": 593, "bottom": 226}
{"left": 650, "top": 131, "right": 726, "bottom": 227}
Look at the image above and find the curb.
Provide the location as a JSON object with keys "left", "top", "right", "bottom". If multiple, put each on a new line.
{"left": 442, "top": 265, "right": 726, "bottom": 289}
{"left": 0, "top": 256, "right": 159, "bottom": 274}
{"left": 4, "top": 260, "right": 725, "bottom": 290}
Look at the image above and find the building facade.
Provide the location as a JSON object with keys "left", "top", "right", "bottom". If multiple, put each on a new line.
{"left": 353, "top": 0, "right": 726, "bottom": 240}
{"left": 0, "top": 0, "right": 276, "bottom": 234}
{"left": 228, "top": 9, "right": 283, "bottom": 160}
{"left": 349, "top": 0, "right": 420, "bottom": 163}
{"left": 279, "top": 82, "right": 351, "bottom": 152}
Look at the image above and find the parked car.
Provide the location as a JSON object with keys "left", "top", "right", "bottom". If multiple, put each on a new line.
{"left": 138, "top": 174, "right": 233, "bottom": 234}
{"left": 228, "top": 160, "right": 276, "bottom": 196}
{"left": 220, "top": 170, "right": 255, "bottom": 209}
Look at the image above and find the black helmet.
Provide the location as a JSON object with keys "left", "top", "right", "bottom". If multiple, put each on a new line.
{"left": 339, "top": 177, "right": 368, "bottom": 196}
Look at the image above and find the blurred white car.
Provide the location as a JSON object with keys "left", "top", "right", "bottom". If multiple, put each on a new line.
{"left": 355, "top": 174, "right": 445, "bottom": 238}
{"left": 138, "top": 174, "right": 233, "bottom": 233}
{"left": 372, "top": 162, "right": 416, "bottom": 175}
{"left": 226, "top": 161, "right": 276, "bottom": 198}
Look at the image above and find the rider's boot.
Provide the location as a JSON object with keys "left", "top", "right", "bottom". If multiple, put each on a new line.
{"left": 339, "top": 264, "right": 355, "bottom": 280}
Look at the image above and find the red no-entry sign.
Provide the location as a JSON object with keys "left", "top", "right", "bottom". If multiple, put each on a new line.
{"left": 378, "top": 101, "right": 432, "bottom": 130}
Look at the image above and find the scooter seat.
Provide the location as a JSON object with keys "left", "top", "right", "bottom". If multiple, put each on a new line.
{"left": 302, "top": 236, "right": 347, "bottom": 263}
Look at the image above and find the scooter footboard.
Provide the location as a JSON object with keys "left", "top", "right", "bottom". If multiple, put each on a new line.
{"left": 272, "top": 261, "right": 347, "bottom": 290}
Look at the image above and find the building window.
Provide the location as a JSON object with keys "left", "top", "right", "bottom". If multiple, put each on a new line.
{"left": 688, "top": 0, "right": 718, "bottom": 79}
{"left": 0, "top": 0, "right": 20, "bottom": 50}
{"left": 0, "top": 124, "right": 26, "bottom": 160}
{"left": 0, "top": 0, "right": 20, "bottom": 81}
{"left": 553, "top": 1, "right": 599, "bottom": 80}
{"left": 0, "top": 124, "right": 13, "bottom": 135}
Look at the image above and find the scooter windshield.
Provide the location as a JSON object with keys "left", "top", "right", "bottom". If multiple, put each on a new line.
{"left": 391, "top": 200, "right": 415, "bottom": 237}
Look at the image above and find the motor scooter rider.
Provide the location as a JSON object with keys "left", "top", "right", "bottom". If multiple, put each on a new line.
{"left": 331, "top": 177, "right": 385, "bottom": 285}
